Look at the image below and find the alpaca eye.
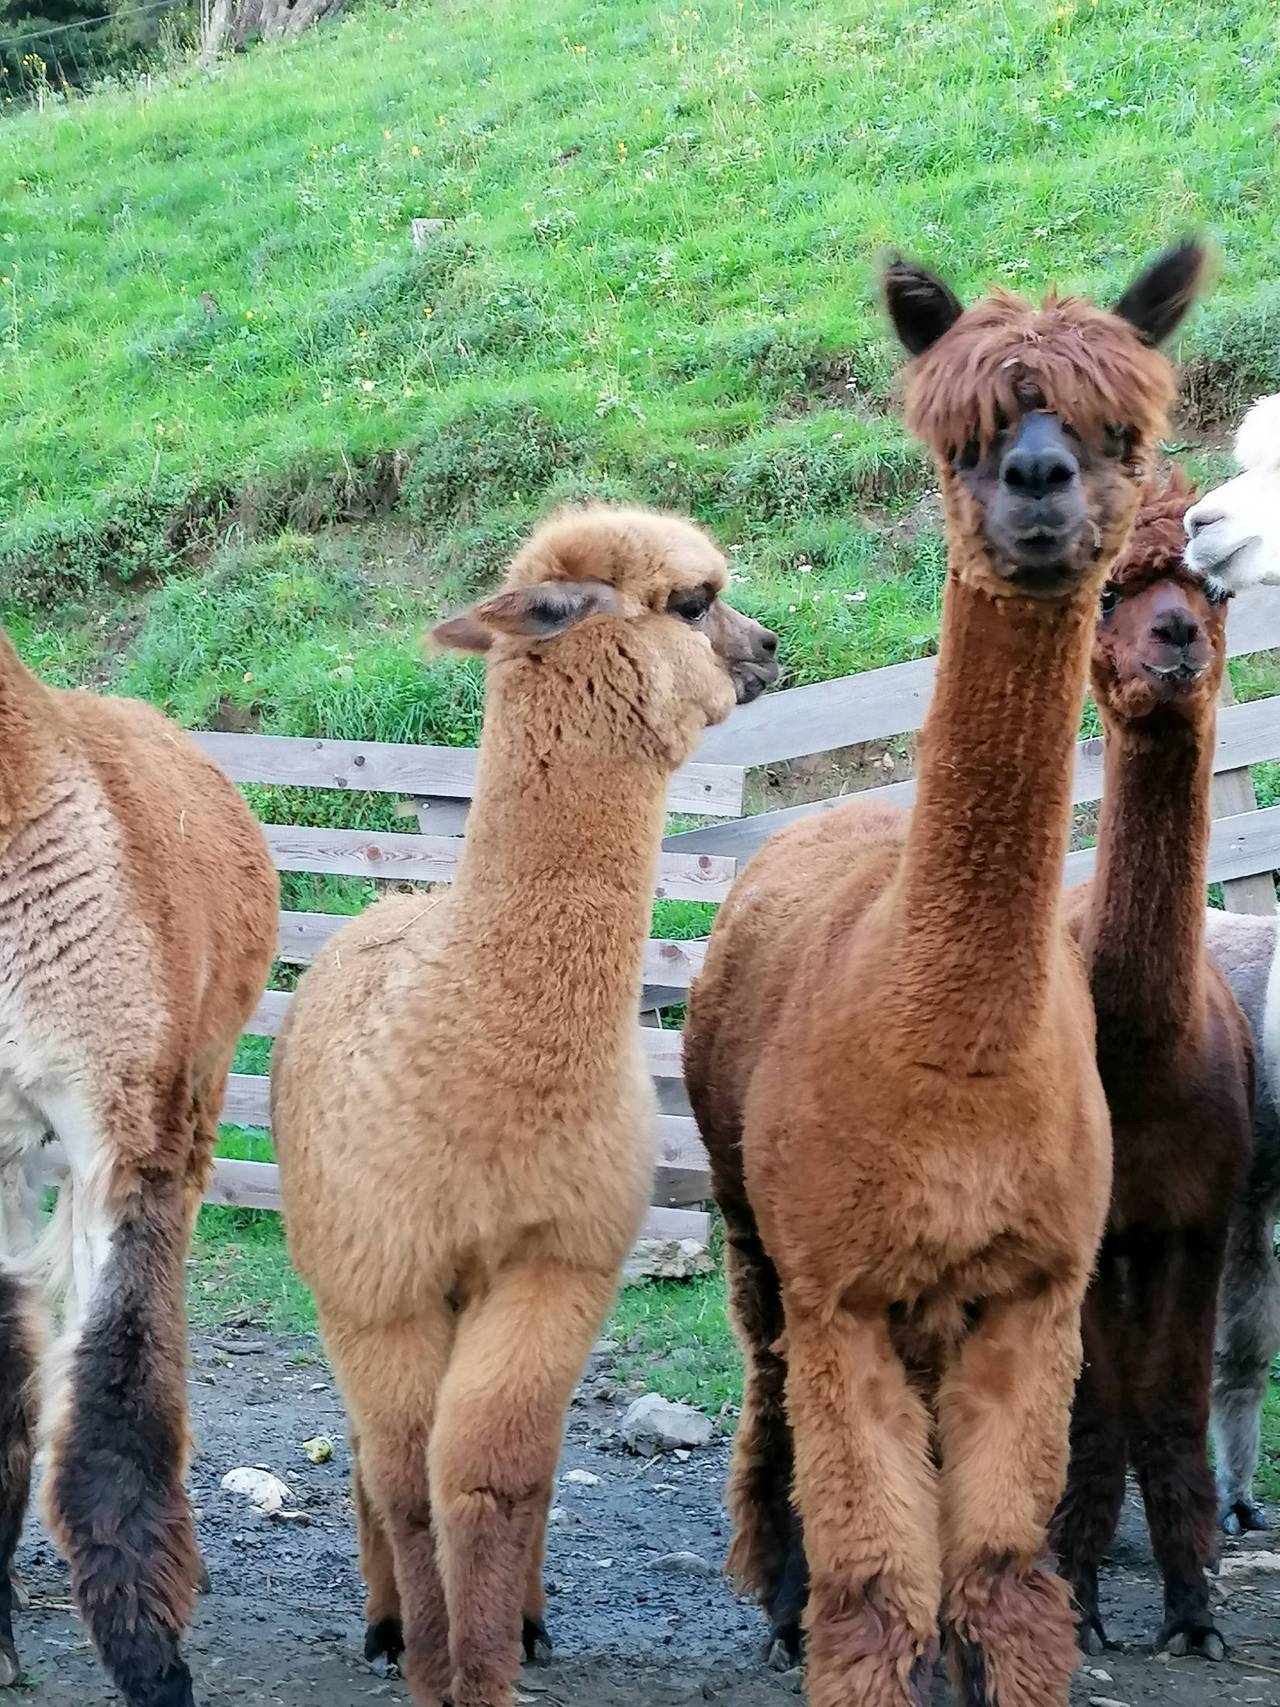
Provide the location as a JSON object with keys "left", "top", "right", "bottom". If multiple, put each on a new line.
{"left": 1204, "top": 583, "right": 1231, "bottom": 608}
{"left": 669, "top": 591, "right": 712, "bottom": 625}
{"left": 956, "top": 438, "right": 981, "bottom": 471}
{"left": 1099, "top": 588, "right": 1118, "bottom": 616}
{"left": 1102, "top": 425, "right": 1132, "bottom": 460}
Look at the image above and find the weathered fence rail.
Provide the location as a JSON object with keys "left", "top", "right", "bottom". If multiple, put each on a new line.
{"left": 207, "top": 581, "right": 1280, "bottom": 1240}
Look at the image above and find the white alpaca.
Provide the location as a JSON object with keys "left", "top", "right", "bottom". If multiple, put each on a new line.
{"left": 1185, "top": 394, "right": 1280, "bottom": 592}
{"left": 1186, "top": 394, "right": 1280, "bottom": 1532}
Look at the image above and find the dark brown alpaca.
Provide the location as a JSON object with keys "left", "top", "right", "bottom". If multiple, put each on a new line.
{"left": 684, "top": 241, "right": 1206, "bottom": 1707}
{"left": 1052, "top": 479, "right": 1254, "bottom": 1660}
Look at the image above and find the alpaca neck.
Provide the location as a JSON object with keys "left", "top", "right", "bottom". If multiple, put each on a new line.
{"left": 0, "top": 633, "right": 43, "bottom": 840}
{"left": 1083, "top": 702, "right": 1214, "bottom": 1043}
{"left": 890, "top": 571, "right": 1095, "bottom": 1072}
{"left": 450, "top": 663, "right": 669, "bottom": 1064}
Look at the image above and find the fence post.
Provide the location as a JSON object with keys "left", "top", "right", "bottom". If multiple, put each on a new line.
{"left": 1213, "top": 677, "right": 1276, "bottom": 915}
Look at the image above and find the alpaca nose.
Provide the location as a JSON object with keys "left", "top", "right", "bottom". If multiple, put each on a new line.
{"left": 1150, "top": 608, "right": 1201, "bottom": 650}
{"left": 758, "top": 626, "right": 779, "bottom": 657}
{"left": 1001, "top": 441, "right": 1079, "bottom": 498}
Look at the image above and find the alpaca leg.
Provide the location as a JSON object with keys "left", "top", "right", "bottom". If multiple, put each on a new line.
{"left": 520, "top": 1495, "right": 553, "bottom": 1665}
{"left": 784, "top": 1303, "right": 940, "bottom": 1707}
{"left": 41, "top": 1124, "right": 199, "bottom": 1707}
{"left": 324, "top": 1311, "right": 454, "bottom": 1706}
{"left": 721, "top": 1197, "right": 806, "bottom": 1660}
{"left": 1212, "top": 1189, "right": 1280, "bottom": 1536}
{"left": 1128, "top": 1229, "right": 1224, "bottom": 1659}
{"left": 1051, "top": 1248, "right": 1128, "bottom": 1654}
{"left": 937, "top": 1277, "right": 1085, "bottom": 1707}
{"left": 431, "top": 1258, "right": 618, "bottom": 1707}
{"left": 353, "top": 1453, "right": 403, "bottom": 1669}
{"left": 0, "top": 1265, "right": 37, "bottom": 1687}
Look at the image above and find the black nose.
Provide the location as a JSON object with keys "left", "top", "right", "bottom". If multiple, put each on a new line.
{"left": 758, "top": 627, "right": 779, "bottom": 657}
{"left": 1001, "top": 440, "right": 1079, "bottom": 498}
{"left": 1151, "top": 608, "right": 1200, "bottom": 649}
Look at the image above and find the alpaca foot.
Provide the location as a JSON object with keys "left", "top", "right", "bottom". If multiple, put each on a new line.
{"left": 196, "top": 1558, "right": 213, "bottom": 1596}
{"left": 1079, "top": 1612, "right": 1112, "bottom": 1656}
{"left": 522, "top": 1615, "right": 553, "bottom": 1665}
{"left": 8, "top": 1575, "right": 28, "bottom": 1614}
{"left": 126, "top": 1662, "right": 195, "bottom": 1707}
{"left": 1222, "top": 1498, "right": 1268, "bottom": 1538}
{"left": 0, "top": 1638, "right": 19, "bottom": 1688}
{"left": 1158, "top": 1617, "right": 1227, "bottom": 1661}
{"left": 765, "top": 1627, "right": 802, "bottom": 1671}
{"left": 364, "top": 1614, "right": 404, "bottom": 1674}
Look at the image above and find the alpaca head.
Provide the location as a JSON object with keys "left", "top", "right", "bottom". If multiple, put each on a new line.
{"left": 883, "top": 240, "right": 1207, "bottom": 601}
{"left": 1184, "top": 393, "right": 1280, "bottom": 596}
{"left": 1091, "top": 472, "right": 1226, "bottom": 725}
{"left": 431, "top": 504, "right": 779, "bottom": 768}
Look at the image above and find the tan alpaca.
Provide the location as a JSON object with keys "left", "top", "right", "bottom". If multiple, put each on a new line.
{"left": 271, "top": 504, "right": 778, "bottom": 1707}
{"left": 683, "top": 242, "right": 1207, "bottom": 1707}
{"left": 0, "top": 631, "right": 278, "bottom": 1707}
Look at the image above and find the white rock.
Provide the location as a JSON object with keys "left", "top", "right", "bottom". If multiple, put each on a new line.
{"left": 220, "top": 1467, "right": 291, "bottom": 1515}
{"left": 1087, "top": 1698, "right": 1128, "bottom": 1707}
{"left": 621, "top": 1393, "right": 714, "bottom": 1455}
{"left": 563, "top": 1469, "right": 601, "bottom": 1487}
{"left": 622, "top": 1237, "right": 714, "bottom": 1284}
{"left": 1219, "top": 1550, "right": 1280, "bottom": 1575}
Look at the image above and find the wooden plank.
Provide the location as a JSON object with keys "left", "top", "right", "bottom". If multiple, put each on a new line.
{"left": 693, "top": 582, "right": 1280, "bottom": 770}
{"left": 669, "top": 693, "right": 1280, "bottom": 861}
{"left": 264, "top": 825, "right": 734, "bottom": 902}
{"left": 275, "top": 912, "right": 708, "bottom": 989}
{"left": 195, "top": 731, "right": 744, "bottom": 818}
{"left": 1213, "top": 678, "right": 1277, "bottom": 916}
{"left": 223, "top": 1073, "right": 706, "bottom": 1144}
{"left": 206, "top": 1158, "right": 709, "bottom": 1240}
{"left": 246, "top": 986, "right": 690, "bottom": 1079}
{"left": 1065, "top": 804, "right": 1280, "bottom": 890}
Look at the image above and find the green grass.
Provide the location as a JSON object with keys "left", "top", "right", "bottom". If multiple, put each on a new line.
{"left": 2, "top": 0, "right": 1279, "bottom": 616}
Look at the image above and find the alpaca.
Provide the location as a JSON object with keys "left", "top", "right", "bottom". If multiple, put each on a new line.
{"left": 270, "top": 505, "right": 779, "bottom": 1707}
{"left": 1201, "top": 907, "right": 1280, "bottom": 1537}
{"left": 1185, "top": 392, "right": 1280, "bottom": 592}
{"left": 683, "top": 240, "right": 1206, "bottom": 1707}
{"left": 1051, "top": 478, "right": 1253, "bottom": 1661}
{"left": 1183, "top": 393, "right": 1280, "bottom": 1541}
{"left": 0, "top": 630, "right": 278, "bottom": 1706}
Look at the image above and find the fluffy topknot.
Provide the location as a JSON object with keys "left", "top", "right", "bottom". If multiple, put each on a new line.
{"left": 1107, "top": 469, "right": 1199, "bottom": 589}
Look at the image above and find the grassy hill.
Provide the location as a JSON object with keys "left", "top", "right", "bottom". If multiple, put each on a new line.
{"left": 3, "top": 0, "right": 1280, "bottom": 721}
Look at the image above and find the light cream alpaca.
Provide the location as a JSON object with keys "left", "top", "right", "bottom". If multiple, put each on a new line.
{"left": 271, "top": 505, "right": 778, "bottom": 1707}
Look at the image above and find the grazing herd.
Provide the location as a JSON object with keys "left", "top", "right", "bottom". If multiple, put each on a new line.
{"left": 0, "top": 240, "right": 1275, "bottom": 1707}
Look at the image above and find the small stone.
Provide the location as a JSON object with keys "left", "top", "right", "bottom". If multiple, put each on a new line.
{"left": 221, "top": 1467, "right": 291, "bottom": 1515}
{"left": 1087, "top": 1697, "right": 1128, "bottom": 1707}
{"left": 410, "top": 217, "right": 449, "bottom": 246}
{"left": 302, "top": 1435, "right": 334, "bottom": 1465}
{"left": 547, "top": 1506, "right": 568, "bottom": 1524}
{"left": 654, "top": 1551, "right": 716, "bottom": 1577}
{"left": 673, "top": 1449, "right": 691, "bottom": 1462}
{"left": 563, "top": 1469, "right": 601, "bottom": 1487}
{"left": 621, "top": 1393, "right": 714, "bottom": 1456}
{"left": 1083, "top": 1670, "right": 1113, "bottom": 1683}
{"left": 622, "top": 1237, "right": 714, "bottom": 1285}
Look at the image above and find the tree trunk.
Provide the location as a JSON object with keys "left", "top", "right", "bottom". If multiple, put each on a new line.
{"left": 201, "top": 0, "right": 342, "bottom": 61}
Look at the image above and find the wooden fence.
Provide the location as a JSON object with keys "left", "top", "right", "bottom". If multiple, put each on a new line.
{"left": 206, "top": 581, "right": 1280, "bottom": 1242}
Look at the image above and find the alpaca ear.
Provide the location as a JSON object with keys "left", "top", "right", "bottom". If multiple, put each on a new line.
{"left": 883, "top": 257, "right": 965, "bottom": 356}
{"left": 431, "top": 580, "right": 619, "bottom": 654}
{"left": 1113, "top": 238, "right": 1209, "bottom": 347}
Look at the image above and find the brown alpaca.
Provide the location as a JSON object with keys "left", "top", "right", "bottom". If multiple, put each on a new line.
{"left": 683, "top": 241, "right": 1206, "bottom": 1707}
{"left": 271, "top": 505, "right": 778, "bottom": 1707}
{"left": 1053, "top": 478, "right": 1253, "bottom": 1659}
{"left": 0, "top": 631, "right": 278, "bottom": 1707}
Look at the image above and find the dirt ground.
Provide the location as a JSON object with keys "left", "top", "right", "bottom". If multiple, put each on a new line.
{"left": 11, "top": 1332, "right": 1280, "bottom": 1705}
